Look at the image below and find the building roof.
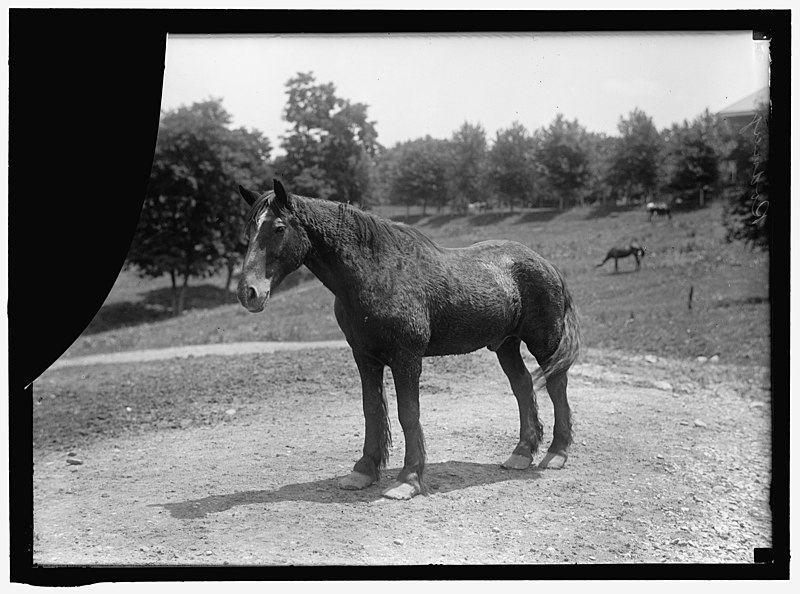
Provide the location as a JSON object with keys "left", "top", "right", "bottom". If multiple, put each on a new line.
{"left": 718, "top": 87, "right": 770, "bottom": 117}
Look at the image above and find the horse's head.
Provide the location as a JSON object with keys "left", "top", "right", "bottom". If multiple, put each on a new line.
{"left": 237, "top": 179, "right": 308, "bottom": 313}
{"left": 631, "top": 242, "right": 647, "bottom": 258}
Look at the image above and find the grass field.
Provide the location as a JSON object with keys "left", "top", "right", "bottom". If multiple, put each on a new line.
{"left": 63, "top": 200, "right": 770, "bottom": 368}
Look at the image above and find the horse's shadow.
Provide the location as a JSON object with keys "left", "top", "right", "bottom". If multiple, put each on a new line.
{"left": 151, "top": 461, "right": 542, "bottom": 519}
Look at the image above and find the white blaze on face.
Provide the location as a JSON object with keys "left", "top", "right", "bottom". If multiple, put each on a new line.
{"left": 240, "top": 206, "right": 275, "bottom": 303}
{"left": 255, "top": 210, "right": 270, "bottom": 231}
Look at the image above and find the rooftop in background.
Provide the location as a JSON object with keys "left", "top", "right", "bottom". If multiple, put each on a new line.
{"left": 718, "top": 86, "right": 770, "bottom": 119}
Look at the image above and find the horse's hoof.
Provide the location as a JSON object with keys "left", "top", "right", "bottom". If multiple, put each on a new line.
{"left": 382, "top": 480, "right": 420, "bottom": 500}
{"left": 501, "top": 453, "right": 533, "bottom": 470}
{"left": 338, "top": 471, "right": 375, "bottom": 490}
{"left": 537, "top": 451, "right": 568, "bottom": 470}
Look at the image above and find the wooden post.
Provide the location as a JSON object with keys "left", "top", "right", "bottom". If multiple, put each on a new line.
{"left": 688, "top": 285, "right": 694, "bottom": 310}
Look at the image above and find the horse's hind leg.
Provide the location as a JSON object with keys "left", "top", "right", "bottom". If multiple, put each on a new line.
{"left": 537, "top": 370, "right": 572, "bottom": 470}
{"left": 496, "top": 338, "right": 543, "bottom": 470}
{"left": 339, "top": 351, "right": 390, "bottom": 491}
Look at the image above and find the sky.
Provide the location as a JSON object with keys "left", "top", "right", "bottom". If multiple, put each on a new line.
{"left": 162, "top": 31, "right": 769, "bottom": 154}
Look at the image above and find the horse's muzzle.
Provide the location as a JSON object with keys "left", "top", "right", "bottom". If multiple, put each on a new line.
{"left": 238, "top": 280, "right": 271, "bottom": 313}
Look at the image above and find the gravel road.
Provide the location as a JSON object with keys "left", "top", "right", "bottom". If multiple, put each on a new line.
{"left": 34, "top": 343, "right": 772, "bottom": 566}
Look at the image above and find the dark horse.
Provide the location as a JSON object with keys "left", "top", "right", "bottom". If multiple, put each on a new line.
{"left": 646, "top": 201, "right": 672, "bottom": 223}
{"left": 237, "top": 180, "right": 580, "bottom": 500}
{"left": 597, "top": 243, "right": 646, "bottom": 273}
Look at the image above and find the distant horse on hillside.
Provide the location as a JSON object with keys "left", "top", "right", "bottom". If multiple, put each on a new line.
{"left": 597, "top": 243, "right": 646, "bottom": 273}
{"left": 467, "top": 201, "right": 491, "bottom": 214}
{"left": 236, "top": 179, "right": 581, "bottom": 500}
{"left": 646, "top": 201, "right": 672, "bottom": 223}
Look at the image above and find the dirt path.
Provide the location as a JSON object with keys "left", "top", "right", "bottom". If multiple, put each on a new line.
{"left": 34, "top": 344, "right": 772, "bottom": 566}
{"left": 49, "top": 340, "right": 351, "bottom": 369}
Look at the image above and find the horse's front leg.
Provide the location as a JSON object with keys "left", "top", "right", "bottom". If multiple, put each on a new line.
{"left": 383, "top": 355, "right": 427, "bottom": 500}
{"left": 339, "top": 351, "right": 390, "bottom": 491}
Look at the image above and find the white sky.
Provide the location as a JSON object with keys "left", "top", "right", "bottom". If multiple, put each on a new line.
{"left": 163, "top": 31, "right": 769, "bottom": 153}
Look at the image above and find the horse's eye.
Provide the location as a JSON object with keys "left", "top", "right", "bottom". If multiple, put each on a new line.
{"left": 275, "top": 225, "right": 286, "bottom": 234}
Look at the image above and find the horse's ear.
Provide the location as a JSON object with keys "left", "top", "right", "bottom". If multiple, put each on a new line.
{"left": 238, "top": 185, "right": 258, "bottom": 207}
{"left": 273, "top": 178, "right": 293, "bottom": 212}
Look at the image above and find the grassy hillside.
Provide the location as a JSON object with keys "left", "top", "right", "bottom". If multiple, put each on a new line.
{"left": 64, "top": 201, "right": 770, "bottom": 367}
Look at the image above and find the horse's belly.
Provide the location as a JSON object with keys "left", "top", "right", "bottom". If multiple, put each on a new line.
{"left": 425, "top": 328, "right": 514, "bottom": 356}
{"left": 425, "top": 284, "right": 521, "bottom": 357}
{"left": 424, "top": 334, "right": 505, "bottom": 357}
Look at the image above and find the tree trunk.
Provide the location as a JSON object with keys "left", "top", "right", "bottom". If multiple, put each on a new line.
{"left": 171, "top": 270, "right": 189, "bottom": 316}
{"left": 224, "top": 258, "right": 235, "bottom": 294}
{"left": 169, "top": 270, "right": 179, "bottom": 316}
{"left": 422, "top": 198, "right": 428, "bottom": 216}
{"left": 178, "top": 274, "right": 189, "bottom": 315}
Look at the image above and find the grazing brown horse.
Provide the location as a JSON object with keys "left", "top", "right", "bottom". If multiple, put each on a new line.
{"left": 597, "top": 243, "right": 646, "bottom": 273}
{"left": 237, "top": 179, "right": 581, "bottom": 500}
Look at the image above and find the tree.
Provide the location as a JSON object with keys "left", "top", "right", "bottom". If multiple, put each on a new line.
{"left": 584, "top": 132, "right": 617, "bottom": 205}
{"left": 448, "top": 122, "right": 489, "bottom": 213}
{"left": 387, "top": 137, "right": 452, "bottom": 215}
{"left": 371, "top": 144, "right": 404, "bottom": 207}
{"left": 489, "top": 122, "right": 536, "bottom": 212}
{"left": 607, "top": 109, "right": 662, "bottom": 202}
{"left": 279, "top": 72, "right": 380, "bottom": 206}
{"left": 129, "top": 99, "right": 272, "bottom": 315}
{"left": 662, "top": 112, "right": 721, "bottom": 206}
{"left": 535, "top": 114, "right": 591, "bottom": 209}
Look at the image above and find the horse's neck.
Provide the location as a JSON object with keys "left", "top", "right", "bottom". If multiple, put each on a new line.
{"left": 295, "top": 197, "right": 372, "bottom": 296}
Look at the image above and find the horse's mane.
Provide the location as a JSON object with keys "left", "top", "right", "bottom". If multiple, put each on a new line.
{"left": 290, "top": 195, "right": 442, "bottom": 253}
{"left": 243, "top": 189, "right": 442, "bottom": 253}
{"left": 338, "top": 202, "right": 443, "bottom": 253}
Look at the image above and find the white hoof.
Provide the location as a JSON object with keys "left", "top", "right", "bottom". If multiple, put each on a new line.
{"left": 338, "top": 471, "right": 375, "bottom": 490}
{"left": 501, "top": 453, "right": 533, "bottom": 470}
{"left": 537, "top": 451, "right": 567, "bottom": 470}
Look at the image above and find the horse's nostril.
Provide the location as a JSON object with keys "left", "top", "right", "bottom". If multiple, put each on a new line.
{"left": 247, "top": 286, "right": 258, "bottom": 303}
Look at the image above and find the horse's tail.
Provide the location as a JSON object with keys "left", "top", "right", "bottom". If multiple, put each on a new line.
{"left": 536, "top": 267, "right": 581, "bottom": 386}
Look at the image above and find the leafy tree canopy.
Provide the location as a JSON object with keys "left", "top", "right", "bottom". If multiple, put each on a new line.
{"left": 448, "top": 122, "right": 489, "bottom": 211}
{"left": 662, "top": 112, "right": 721, "bottom": 201}
{"left": 489, "top": 122, "right": 536, "bottom": 211}
{"left": 608, "top": 108, "right": 661, "bottom": 198}
{"left": 387, "top": 136, "right": 452, "bottom": 214}
{"left": 279, "top": 72, "right": 379, "bottom": 206}
{"left": 535, "top": 114, "right": 591, "bottom": 209}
